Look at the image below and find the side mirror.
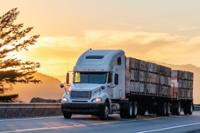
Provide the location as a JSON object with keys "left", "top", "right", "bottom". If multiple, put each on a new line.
{"left": 60, "top": 83, "right": 67, "bottom": 92}
{"left": 66, "top": 72, "right": 70, "bottom": 85}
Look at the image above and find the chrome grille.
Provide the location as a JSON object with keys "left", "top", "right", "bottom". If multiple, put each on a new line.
{"left": 70, "top": 91, "right": 91, "bottom": 99}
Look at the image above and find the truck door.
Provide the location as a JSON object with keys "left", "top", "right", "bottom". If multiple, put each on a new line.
{"left": 113, "top": 56, "right": 125, "bottom": 99}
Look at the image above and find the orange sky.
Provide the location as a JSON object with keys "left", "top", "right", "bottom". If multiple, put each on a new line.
{"left": 1, "top": 0, "right": 200, "bottom": 81}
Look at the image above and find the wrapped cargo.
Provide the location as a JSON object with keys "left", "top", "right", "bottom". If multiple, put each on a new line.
{"left": 129, "top": 82, "right": 145, "bottom": 93}
{"left": 147, "top": 63, "right": 159, "bottom": 73}
{"left": 178, "top": 71, "right": 193, "bottom": 80}
{"left": 160, "top": 76, "right": 171, "bottom": 86}
{"left": 139, "top": 61, "right": 147, "bottom": 71}
{"left": 129, "top": 58, "right": 140, "bottom": 70}
{"left": 171, "top": 70, "right": 193, "bottom": 99}
{"left": 139, "top": 71, "right": 146, "bottom": 82}
{"left": 130, "top": 70, "right": 139, "bottom": 81}
{"left": 126, "top": 57, "right": 172, "bottom": 98}
{"left": 159, "top": 65, "right": 171, "bottom": 77}
{"left": 146, "top": 83, "right": 157, "bottom": 94}
{"left": 146, "top": 73, "right": 159, "bottom": 84}
{"left": 159, "top": 86, "right": 170, "bottom": 96}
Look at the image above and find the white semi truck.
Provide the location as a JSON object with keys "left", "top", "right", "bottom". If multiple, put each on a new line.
{"left": 61, "top": 49, "right": 193, "bottom": 119}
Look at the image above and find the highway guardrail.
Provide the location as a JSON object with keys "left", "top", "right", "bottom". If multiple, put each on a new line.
{"left": 0, "top": 103, "right": 199, "bottom": 118}
{"left": 0, "top": 103, "right": 62, "bottom": 118}
{"left": 194, "top": 104, "right": 200, "bottom": 111}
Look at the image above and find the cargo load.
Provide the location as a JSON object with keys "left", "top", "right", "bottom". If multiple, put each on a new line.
{"left": 126, "top": 58, "right": 171, "bottom": 97}
{"left": 171, "top": 70, "right": 193, "bottom": 99}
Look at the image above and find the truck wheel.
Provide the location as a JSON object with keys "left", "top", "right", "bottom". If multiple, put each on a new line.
{"left": 184, "top": 102, "right": 193, "bottom": 115}
{"left": 157, "top": 102, "right": 167, "bottom": 116}
{"left": 166, "top": 103, "right": 171, "bottom": 116}
{"left": 99, "top": 103, "right": 109, "bottom": 120}
{"left": 175, "top": 102, "right": 181, "bottom": 115}
{"left": 132, "top": 101, "right": 138, "bottom": 118}
{"left": 120, "top": 101, "right": 133, "bottom": 119}
{"left": 63, "top": 112, "right": 72, "bottom": 119}
{"left": 188, "top": 103, "right": 193, "bottom": 115}
{"left": 163, "top": 103, "right": 167, "bottom": 116}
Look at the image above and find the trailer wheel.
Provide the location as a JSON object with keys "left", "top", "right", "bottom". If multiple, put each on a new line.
{"left": 157, "top": 102, "right": 167, "bottom": 116}
{"left": 138, "top": 103, "right": 146, "bottom": 115}
{"left": 166, "top": 103, "right": 171, "bottom": 116}
{"left": 188, "top": 103, "right": 193, "bottom": 115}
{"left": 184, "top": 102, "right": 193, "bottom": 115}
{"left": 63, "top": 112, "right": 72, "bottom": 119}
{"left": 174, "top": 102, "right": 181, "bottom": 115}
{"left": 132, "top": 101, "right": 138, "bottom": 118}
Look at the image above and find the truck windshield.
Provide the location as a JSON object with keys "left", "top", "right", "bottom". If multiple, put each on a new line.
{"left": 74, "top": 72, "right": 107, "bottom": 84}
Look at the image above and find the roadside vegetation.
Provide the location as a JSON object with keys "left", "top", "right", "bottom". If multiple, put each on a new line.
{"left": 0, "top": 8, "right": 40, "bottom": 102}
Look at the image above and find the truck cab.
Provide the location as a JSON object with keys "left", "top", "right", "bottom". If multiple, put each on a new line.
{"left": 61, "top": 49, "right": 126, "bottom": 119}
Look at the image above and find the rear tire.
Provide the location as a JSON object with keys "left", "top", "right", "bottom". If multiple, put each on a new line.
{"left": 184, "top": 102, "right": 193, "bottom": 115}
{"left": 172, "top": 102, "right": 181, "bottom": 115}
{"left": 120, "top": 101, "right": 137, "bottom": 119}
{"left": 157, "top": 102, "right": 167, "bottom": 116}
{"left": 188, "top": 104, "right": 193, "bottom": 115}
{"left": 138, "top": 102, "right": 146, "bottom": 115}
{"left": 132, "top": 101, "right": 138, "bottom": 118}
{"left": 166, "top": 103, "right": 171, "bottom": 116}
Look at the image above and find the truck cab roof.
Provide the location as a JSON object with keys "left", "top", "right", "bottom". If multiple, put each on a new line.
{"left": 74, "top": 49, "right": 124, "bottom": 72}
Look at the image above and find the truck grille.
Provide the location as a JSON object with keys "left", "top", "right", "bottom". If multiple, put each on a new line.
{"left": 70, "top": 91, "right": 91, "bottom": 99}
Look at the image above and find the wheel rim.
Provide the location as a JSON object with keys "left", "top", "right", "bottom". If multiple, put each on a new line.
{"left": 178, "top": 103, "right": 181, "bottom": 113}
{"left": 134, "top": 103, "right": 138, "bottom": 116}
{"left": 129, "top": 103, "right": 133, "bottom": 116}
{"left": 167, "top": 104, "right": 171, "bottom": 114}
{"left": 164, "top": 103, "right": 167, "bottom": 115}
{"left": 190, "top": 104, "right": 193, "bottom": 112}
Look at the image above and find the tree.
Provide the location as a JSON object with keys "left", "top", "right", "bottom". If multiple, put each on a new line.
{"left": 0, "top": 8, "right": 40, "bottom": 100}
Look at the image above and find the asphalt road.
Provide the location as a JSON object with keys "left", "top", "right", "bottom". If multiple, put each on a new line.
{"left": 1, "top": 111, "right": 200, "bottom": 133}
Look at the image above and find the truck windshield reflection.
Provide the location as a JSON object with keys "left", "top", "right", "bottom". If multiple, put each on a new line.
{"left": 74, "top": 72, "right": 107, "bottom": 84}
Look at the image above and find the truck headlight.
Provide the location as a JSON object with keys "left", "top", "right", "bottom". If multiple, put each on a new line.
{"left": 92, "top": 97, "right": 102, "bottom": 103}
{"left": 61, "top": 97, "right": 68, "bottom": 103}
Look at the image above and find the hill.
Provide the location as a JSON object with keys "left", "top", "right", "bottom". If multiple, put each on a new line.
{"left": 12, "top": 73, "right": 64, "bottom": 103}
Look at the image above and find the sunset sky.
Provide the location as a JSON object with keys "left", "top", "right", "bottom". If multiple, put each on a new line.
{"left": 1, "top": 0, "right": 200, "bottom": 81}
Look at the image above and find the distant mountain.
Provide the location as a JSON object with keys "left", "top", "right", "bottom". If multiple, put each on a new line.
{"left": 12, "top": 73, "right": 64, "bottom": 103}
{"left": 152, "top": 62, "right": 200, "bottom": 104}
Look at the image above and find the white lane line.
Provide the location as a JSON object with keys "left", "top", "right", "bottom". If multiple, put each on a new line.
{"left": 137, "top": 122, "right": 200, "bottom": 133}
{"left": 0, "top": 124, "right": 85, "bottom": 133}
{"left": 0, "top": 116, "right": 63, "bottom": 122}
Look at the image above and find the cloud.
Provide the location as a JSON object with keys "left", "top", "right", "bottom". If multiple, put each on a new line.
{"left": 22, "top": 30, "right": 200, "bottom": 80}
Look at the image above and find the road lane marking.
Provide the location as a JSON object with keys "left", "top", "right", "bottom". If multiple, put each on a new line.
{"left": 0, "top": 116, "right": 63, "bottom": 122}
{"left": 0, "top": 124, "right": 86, "bottom": 133}
{"left": 137, "top": 122, "right": 200, "bottom": 133}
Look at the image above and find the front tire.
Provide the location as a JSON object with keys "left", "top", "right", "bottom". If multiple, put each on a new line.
{"left": 99, "top": 102, "right": 110, "bottom": 120}
{"left": 63, "top": 112, "right": 72, "bottom": 119}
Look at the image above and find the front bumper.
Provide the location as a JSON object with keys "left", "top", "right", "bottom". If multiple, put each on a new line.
{"left": 61, "top": 103, "right": 105, "bottom": 115}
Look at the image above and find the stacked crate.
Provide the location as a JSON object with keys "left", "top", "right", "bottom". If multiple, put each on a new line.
{"left": 171, "top": 70, "right": 193, "bottom": 99}
{"left": 126, "top": 58, "right": 171, "bottom": 97}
